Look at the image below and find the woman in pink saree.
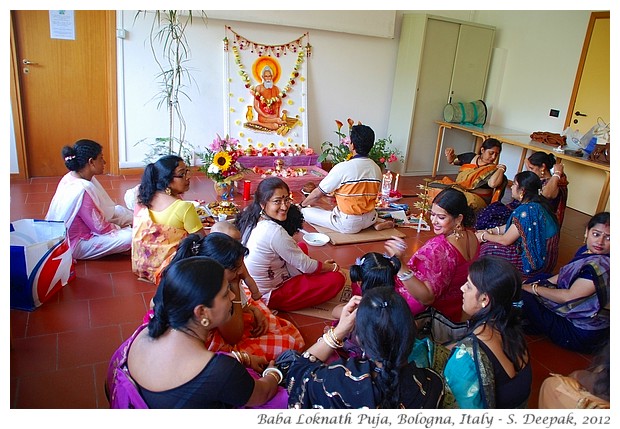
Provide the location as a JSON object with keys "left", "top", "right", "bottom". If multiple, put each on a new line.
{"left": 384, "top": 188, "right": 479, "bottom": 322}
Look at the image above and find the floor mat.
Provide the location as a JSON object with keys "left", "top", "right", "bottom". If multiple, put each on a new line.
{"left": 310, "top": 224, "right": 406, "bottom": 245}
{"left": 288, "top": 270, "right": 354, "bottom": 320}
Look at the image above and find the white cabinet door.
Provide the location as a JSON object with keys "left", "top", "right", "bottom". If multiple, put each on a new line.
{"left": 389, "top": 15, "right": 495, "bottom": 175}
{"left": 441, "top": 24, "right": 495, "bottom": 168}
{"left": 405, "top": 19, "right": 460, "bottom": 173}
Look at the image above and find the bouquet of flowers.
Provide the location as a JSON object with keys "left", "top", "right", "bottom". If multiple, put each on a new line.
{"left": 198, "top": 135, "right": 246, "bottom": 182}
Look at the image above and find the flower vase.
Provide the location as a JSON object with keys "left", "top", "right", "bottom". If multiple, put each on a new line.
{"left": 213, "top": 180, "right": 234, "bottom": 200}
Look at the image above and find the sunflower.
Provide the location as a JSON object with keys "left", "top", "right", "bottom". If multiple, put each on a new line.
{"left": 212, "top": 151, "right": 232, "bottom": 172}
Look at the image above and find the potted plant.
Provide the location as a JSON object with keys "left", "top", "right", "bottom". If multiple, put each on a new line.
{"left": 134, "top": 10, "right": 207, "bottom": 165}
{"left": 317, "top": 120, "right": 352, "bottom": 170}
{"left": 317, "top": 119, "right": 402, "bottom": 171}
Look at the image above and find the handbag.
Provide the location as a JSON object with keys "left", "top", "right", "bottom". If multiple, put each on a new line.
{"left": 414, "top": 307, "right": 468, "bottom": 346}
{"left": 588, "top": 143, "right": 610, "bottom": 164}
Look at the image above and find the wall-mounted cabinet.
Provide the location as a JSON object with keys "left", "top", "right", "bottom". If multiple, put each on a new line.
{"left": 387, "top": 14, "right": 495, "bottom": 175}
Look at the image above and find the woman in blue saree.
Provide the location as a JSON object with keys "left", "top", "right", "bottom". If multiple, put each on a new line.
{"left": 475, "top": 171, "right": 559, "bottom": 281}
{"left": 521, "top": 212, "right": 610, "bottom": 354}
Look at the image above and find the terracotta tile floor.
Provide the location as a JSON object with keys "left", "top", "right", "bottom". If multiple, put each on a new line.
{"left": 9, "top": 173, "right": 593, "bottom": 408}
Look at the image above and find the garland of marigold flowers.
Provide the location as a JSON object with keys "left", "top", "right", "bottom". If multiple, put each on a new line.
{"left": 232, "top": 45, "right": 305, "bottom": 109}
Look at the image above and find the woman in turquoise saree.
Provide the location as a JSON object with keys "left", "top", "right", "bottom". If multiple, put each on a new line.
{"left": 443, "top": 256, "right": 531, "bottom": 409}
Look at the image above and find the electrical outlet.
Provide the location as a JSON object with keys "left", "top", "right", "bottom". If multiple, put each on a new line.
{"left": 549, "top": 109, "right": 560, "bottom": 117}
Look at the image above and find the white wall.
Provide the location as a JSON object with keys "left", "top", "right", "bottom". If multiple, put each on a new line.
{"left": 117, "top": 10, "right": 400, "bottom": 168}
{"left": 10, "top": 10, "right": 599, "bottom": 173}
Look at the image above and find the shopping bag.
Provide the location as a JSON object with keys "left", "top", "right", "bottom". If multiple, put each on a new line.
{"left": 10, "top": 219, "right": 75, "bottom": 311}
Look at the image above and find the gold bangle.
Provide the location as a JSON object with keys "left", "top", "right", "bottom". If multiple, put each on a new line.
{"left": 327, "top": 327, "right": 344, "bottom": 348}
{"left": 532, "top": 282, "right": 540, "bottom": 296}
{"left": 332, "top": 263, "right": 340, "bottom": 272}
{"left": 262, "top": 367, "right": 283, "bottom": 384}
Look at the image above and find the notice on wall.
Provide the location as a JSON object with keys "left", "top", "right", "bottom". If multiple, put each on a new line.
{"left": 49, "top": 10, "right": 75, "bottom": 40}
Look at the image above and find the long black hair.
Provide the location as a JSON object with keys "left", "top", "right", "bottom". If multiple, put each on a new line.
{"left": 432, "top": 187, "right": 476, "bottom": 228}
{"left": 349, "top": 252, "right": 400, "bottom": 294}
{"left": 137, "top": 155, "right": 183, "bottom": 208}
{"left": 355, "top": 287, "right": 416, "bottom": 408}
{"left": 172, "top": 232, "right": 248, "bottom": 270}
{"left": 528, "top": 151, "right": 556, "bottom": 171}
{"left": 61, "top": 139, "right": 102, "bottom": 172}
{"left": 467, "top": 256, "right": 529, "bottom": 370}
{"left": 148, "top": 256, "right": 226, "bottom": 339}
{"left": 513, "top": 171, "right": 557, "bottom": 225}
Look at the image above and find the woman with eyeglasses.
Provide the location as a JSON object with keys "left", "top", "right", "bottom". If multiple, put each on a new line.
{"left": 235, "top": 177, "right": 345, "bottom": 311}
{"left": 521, "top": 212, "right": 610, "bottom": 354}
{"left": 132, "top": 155, "right": 205, "bottom": 283}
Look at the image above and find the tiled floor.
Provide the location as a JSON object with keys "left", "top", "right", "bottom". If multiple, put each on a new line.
{"left": 9, "top": 172, "right": 594, "bottom": 408}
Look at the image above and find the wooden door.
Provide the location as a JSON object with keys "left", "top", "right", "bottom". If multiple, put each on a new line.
{"left": 566, "top": 12, "right": 610, "bottom": 133}
{"left": 562, "top": 11, "right": 610, "bottom": 215}
{"left": 11, "top": 10, "right": 117, "bottom": 177}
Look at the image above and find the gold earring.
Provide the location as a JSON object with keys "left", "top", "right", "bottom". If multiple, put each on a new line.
{"left": 452, "top": 224, "right": 463, "bottom": 240}
{"left": 165, "top": 187, "right": 172, "bottom": 196}
{"left": 201, "top": 318, "right": 210, "bottom": 327}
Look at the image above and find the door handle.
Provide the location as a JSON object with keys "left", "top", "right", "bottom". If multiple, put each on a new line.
{"left": 575, "top": 111, "right": 587, "bottom": 117}
{"left": 22, "top": 59, "right": 39, "bottom": 65}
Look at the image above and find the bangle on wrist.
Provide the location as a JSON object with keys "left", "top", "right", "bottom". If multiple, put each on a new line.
{"left": 495, "top": 226, "right": 501, "bottom": 235}
{"left": 332, "top": 263, "right": 340, "bottom": 272}
{"left": 397, "top": 269, "right": 414, "bottom": 281}
{"left": 531, "top": 282, "right": 540, "bottom": 296}
{"left": 232, "top": 300, "right": 242, "bottom": 305}
{"left": 262, "top": 367, "right": 283, "bottom": 384}
{"left": 322, "top": 327, "right": 344, "bottom": 349}
{"left": 481, "top": 231, "right": 488, "bottom": 243}
{"left": 552, "top": 172, "right": 561, "bottom": 179}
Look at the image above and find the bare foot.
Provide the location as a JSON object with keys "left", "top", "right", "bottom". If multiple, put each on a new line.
{"left": 374, "top": 220, "right": 394, "bottom": 231}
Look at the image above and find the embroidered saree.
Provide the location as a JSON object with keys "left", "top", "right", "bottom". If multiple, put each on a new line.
{"left": 480, "top": 202, "right": 559, "bottom": 281}
{"left": 521, "top": 248, "right": 610, "bottom": 353}
{"left": 282, "top": 351, "right": 444, "bottom": 408}
{"left": 428, "top": 163, "right": 504, "bottom": 211}
{"left": 443, "top": 336, "right": 531, "bottom": 409}
{"left": 131, "top": 204, "right": 189, "bottom": 283}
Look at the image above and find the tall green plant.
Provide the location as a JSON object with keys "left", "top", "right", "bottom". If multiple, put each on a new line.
{"left": 135, "top": 10, "right": 206, "bottom": 164}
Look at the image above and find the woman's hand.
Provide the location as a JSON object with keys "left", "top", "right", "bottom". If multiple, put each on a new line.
{"left": 249, "top": 354, "right": 269, "bottom": 373}
{"left": 384, "top": 237, "right": 407, "bottom": 260}
{"left": 247, "top": 305, "right": 269, "bottom": 337}
{"left": 445, "top": 147, "right": 456, "bottom": 164}
{"left": 323, "top": 259, "right": 340, "bottom": 273}
{"left": 333, "top": 295, "right": 361, "bottom": 340}
{"left": 475, "top": 230, "right": 488, "bottom": 243}
{"left": 553, "top": 163, "right": 564, "bottom": 176}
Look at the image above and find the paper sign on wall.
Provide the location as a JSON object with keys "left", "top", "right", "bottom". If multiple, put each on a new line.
{"left": 49, "top": 10, "right": 75, "bottom": 40}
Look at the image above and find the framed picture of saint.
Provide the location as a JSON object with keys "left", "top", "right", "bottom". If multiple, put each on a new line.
{"left": 224, "top": 27, "right": 309, "bottom": 154}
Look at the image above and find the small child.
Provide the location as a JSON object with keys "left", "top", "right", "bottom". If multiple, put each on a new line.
{"left": 210, "top": 221, "right": 263, "bottom": 301}
{"left": 331, "top": 252, "right": 400, "bottom": 319}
